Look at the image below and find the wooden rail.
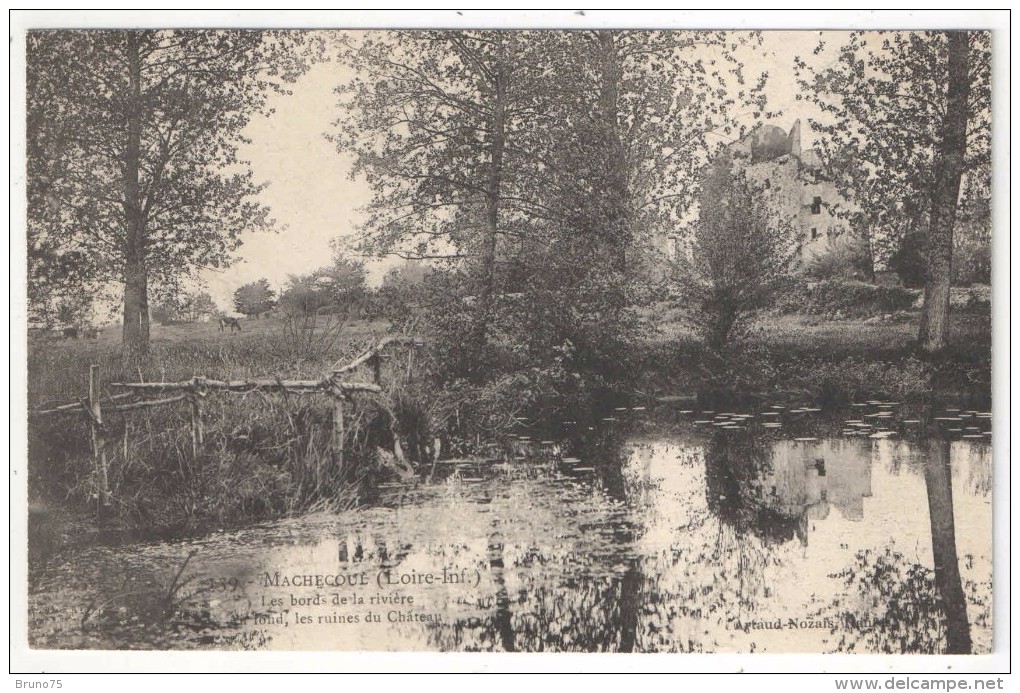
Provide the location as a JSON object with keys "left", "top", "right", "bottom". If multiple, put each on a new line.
{"left": 30, "top": 392, "right": 133, "bottom": 416}
{"left": 28, "top": 336, "right": 421, "bottom": 517}
{"left": 111, "top": 377, "right": 382, "bottom": 394}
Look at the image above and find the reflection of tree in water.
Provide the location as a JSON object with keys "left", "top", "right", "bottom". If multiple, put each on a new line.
{"left": 503, "top": 575, "right": 638, "bottom": 652}
{"left": 832, "top": 438, "right": 982, "bottom": 654}
{"left": 961, "top": 441, "right": 992, "bottom": 497}
{"left": 486, "top": 531, "right": 515, "bottom": 651}
{"left": 422, "top": 426, "right": 649, "bottom": 652}
{"left": 833, "top": 546, "right": 947, "bottom": 653}
{"left": 613, "top": 435, "right": 802, "bottom": 651}
{"left": 703, "top": 432, "right": 802, "bottom": 545}
{"left": 922, "top": 438, "right": 972, "bottom": 653}
{"left": 403, "top": 429, "right": 988, "bottom": 654}
{"left": 422, "top": 542, "right": 641, "bottom": 651}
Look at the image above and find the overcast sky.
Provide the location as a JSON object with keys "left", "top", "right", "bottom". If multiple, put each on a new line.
{"left": 200, "top": 30, "right": 840, "bottom": 312}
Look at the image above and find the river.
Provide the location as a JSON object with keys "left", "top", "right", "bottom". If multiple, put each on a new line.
{"left": 28, "top": 402, "right": 993, "bottom": 653}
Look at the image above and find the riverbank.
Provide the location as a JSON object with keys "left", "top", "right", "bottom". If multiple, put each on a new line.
{"left": 26, "top": 307, "right": 992, "bottom": 562}
{"left": 26, "top": 319, "right": 413, "bottom": 565}
{"left": 635, "top": 309, "right": 991, "bottom": 410}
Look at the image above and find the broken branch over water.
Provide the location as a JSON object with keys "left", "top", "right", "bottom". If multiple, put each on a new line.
{"left": 330, "top": 335, "right": 424, "bottom": 375}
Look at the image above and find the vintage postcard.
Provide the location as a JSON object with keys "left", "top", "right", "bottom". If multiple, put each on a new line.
{"left": 10, "top": 10, "right": 1009, "bottom": 673}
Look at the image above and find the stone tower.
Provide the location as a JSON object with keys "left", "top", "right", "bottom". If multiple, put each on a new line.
{"left": 788, "top": 119, "right": 802, "bottom": 159}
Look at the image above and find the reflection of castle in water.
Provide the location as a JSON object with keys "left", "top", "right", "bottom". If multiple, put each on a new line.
{"left": 704, "top": 436, "right": 874, "bottom": 548}
{"left": 769, "top": 440, "right": 873, "bottom": 525}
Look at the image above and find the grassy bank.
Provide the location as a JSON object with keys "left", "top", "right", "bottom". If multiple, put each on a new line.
{"left": 636, "top": 308, "right": 992, "bottom": 409}
{"left": 27, "top": 318, "right": 435, "bottom": 562}
{"left": 27, "top": 305, "right": 992, "bottom": 562}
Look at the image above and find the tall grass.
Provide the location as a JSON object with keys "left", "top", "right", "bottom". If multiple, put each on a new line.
{"left": 27, "top": 322, "right": 430, "bottom": 539}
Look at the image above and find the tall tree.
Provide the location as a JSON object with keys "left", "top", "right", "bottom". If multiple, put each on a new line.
{"left": 320, "top": 249, "right": 368, "bottom": 309}
{"left": 333, "top": 31, "right": 547, "bottom": 367}
{"left": 918, "top": 32, "right": 972, "bottom": 351}
{"left": 497, "top": 31, "right": 762, "bottom": 368}
{"left": 550, "top": 31, "right": 764, "bottom": 276}
{"left": 27, "top": 30, "right": 309, "bottom": 354}
{"left": 796, "top": 31, "right": 990, "bottom": 352}
{"left": 334, "top": 31, "right": 759, "bottom": 371}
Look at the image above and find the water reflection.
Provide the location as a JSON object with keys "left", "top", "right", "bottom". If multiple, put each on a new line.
{"left": 923, "top": 438, "right": 972, "bottom": 654}
{"left": 28, "top": 421, "right": 992, "bottom": 654}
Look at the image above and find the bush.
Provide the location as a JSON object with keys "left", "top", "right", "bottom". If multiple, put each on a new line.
{"left": 377, "top": 261, "right": 428, "bottom": 326}
{"left": 776, "top": 280, "right": 918, "bottom": 318}
{"left": 796, "top": 355, "right": 932, "bottom": 402}
{"left": 952, "top": 237, "right": 991, "bottom": 286}
{"left": 804, "top": 234, "right": 874, "bottom": 281}
{"left": 889, "top": 232, "right": 927, "bottom": 288}
{"left": 671, "top": 149, "right": 799, "bottom": 349}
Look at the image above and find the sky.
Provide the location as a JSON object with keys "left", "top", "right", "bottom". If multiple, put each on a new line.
{"left": 200, "top": 30, "right": 840, "bottom": 312}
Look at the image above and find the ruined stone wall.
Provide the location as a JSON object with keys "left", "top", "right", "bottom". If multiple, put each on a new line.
{"left": 741, "top": 154, "right": 852, "bottom": 270}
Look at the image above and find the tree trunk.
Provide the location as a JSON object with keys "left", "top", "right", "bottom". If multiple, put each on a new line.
{"left": 859, "top": 228, "right": 877, "bottom": 282}
{"left": 122, "top": 255, "right": 149, "bottom": 352}
{"left": 706, "top": 303, "right": 738, "bottom": 351}
{"left": 487, "top": 532, "right": 515, "bottom": 652}
{"left": 918, "top": 32, "right": 971, "bottom": 353}
{"left": 923, "top": 437, "right": 972, "bottom": 654}
{"left": 617, "top": 563, "right": 641, "bottom": 652}
{"left": 471, "top": 42, "right": 509, "bottom": 373}
{"left": 597, "top": 32, "right": 631, "bottom": 275}
{"left": 122, "top": 33, "right": 150, "bottom": 355}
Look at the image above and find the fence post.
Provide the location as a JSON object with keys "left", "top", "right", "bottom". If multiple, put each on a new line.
{"left": 331, "top": 392, "right": 345, "bottom": 471}
{"left": 371, "top": 353, "right": 383, "bottom": 387}
{"left": 188, "top": 378, "right": 205, "bottom": 465}
{"left": 88, "top": 365, "right": 111, "bottom": 516}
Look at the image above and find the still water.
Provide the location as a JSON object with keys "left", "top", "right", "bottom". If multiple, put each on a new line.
{"left": 29, "top": 405, "right": 993, "bottom": 653}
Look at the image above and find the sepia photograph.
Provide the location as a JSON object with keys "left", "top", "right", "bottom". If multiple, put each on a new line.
{"left": 10, "top": 10, "right": 1008, "bottom": 672}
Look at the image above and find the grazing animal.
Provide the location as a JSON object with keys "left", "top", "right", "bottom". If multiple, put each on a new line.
{"left": 219, "top": 317, "right": 242, "bottom": 333}
{"left": 62, "top": 326, "right": 79, "bottom": 340}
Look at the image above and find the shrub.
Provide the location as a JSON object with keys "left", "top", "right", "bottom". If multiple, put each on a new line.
{"left": 952, "top": 236, "right": 991, "bottom": 286}
{"left": 377, "top": 261, "right": 428, "bottom": 326}
{"left": 775, "top": 280, "right": 918, "bottom": 318}
{"left": 671, "top": 149, "right": 799, "bottom": 349}
{"left": 889, "top": 232, "right": 927, "bottom": 288}
{"left": 797, "top": 356, "right": 932, "bottom": 402}
{"left": 804, "top": 234, "right": 874, "bottom": 281}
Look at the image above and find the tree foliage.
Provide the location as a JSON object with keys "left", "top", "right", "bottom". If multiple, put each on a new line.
{"left": 523, "top": 32, "right": 767, "bottom": 274}
{"left": 795, "top": 31, "right": 990, "bottom": 351}
{"left": 333, "top": 30, "right": 554, "bottom": 367}
{"left": 952, "top": 164, "right": 991, "bottom": 286}
{"left": 794, "top": 31, "right": 990, "bottom": 266}
{"left": 233, "top": 278, "right": 276, "bottom": 318}
{"left": 317, "top": 251, "right": 368, "bottom": 307}
{"left": 277, "top": 250, "right": 368, "bottom": 319}
{"left": 672, "top": 149, "right": 799, "bottom": 349}
{"left": 26, "top": 30, "right": 311, "bottom": 353}
{"left": 151, "top": 290, "right": 217, "bottom": 324}
{"left": 333, "top": 31, "right": 762, "bottom": 379}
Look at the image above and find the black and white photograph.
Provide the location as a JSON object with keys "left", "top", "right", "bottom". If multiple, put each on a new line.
{"left": 11, "top": 11, "right": 1007, "bottom": 670}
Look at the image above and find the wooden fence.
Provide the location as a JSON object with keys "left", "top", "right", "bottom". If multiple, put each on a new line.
{"left": 28, "top": 336, "right": 422, "bottom": 516}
